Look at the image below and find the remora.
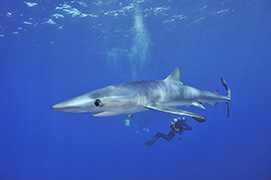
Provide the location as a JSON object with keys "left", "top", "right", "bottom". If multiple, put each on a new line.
{"left": 52, "top": 67, "right": 231, "bottom": 122}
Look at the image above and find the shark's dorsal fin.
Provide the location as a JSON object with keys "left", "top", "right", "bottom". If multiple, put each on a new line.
{"left": 164, "top": 67, "right": 183, "bottom": 85}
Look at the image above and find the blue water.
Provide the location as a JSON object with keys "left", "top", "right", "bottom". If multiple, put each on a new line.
{"left": 0, "top": 0, "right": 270, "bottom": 179}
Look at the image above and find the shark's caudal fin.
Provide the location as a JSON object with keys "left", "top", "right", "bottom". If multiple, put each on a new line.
{"left": 164, "top": 67, "right": 184, "bottom": 85}
{"left": 221, "top": 78, "right": 231, "bottom": 118}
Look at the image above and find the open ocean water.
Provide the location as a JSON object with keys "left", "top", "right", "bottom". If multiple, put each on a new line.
{"left": 0, "top": 0, "right": 270, "bottom": 179}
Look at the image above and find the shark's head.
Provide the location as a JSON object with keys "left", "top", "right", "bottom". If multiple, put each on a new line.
{"left": 52, "top": 84, "right": 137, "bottom": 117}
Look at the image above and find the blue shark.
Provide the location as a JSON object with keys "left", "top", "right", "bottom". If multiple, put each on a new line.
{"left": 52, "top": 67, "right": 231, "bottom": 122}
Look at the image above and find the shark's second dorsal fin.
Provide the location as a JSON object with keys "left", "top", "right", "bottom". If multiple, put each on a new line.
{"left": 164, "top": 67, "right": 183, "bottom": 85}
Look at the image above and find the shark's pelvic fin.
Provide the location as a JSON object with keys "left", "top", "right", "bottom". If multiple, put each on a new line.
{"left": 145, "top": 103, "right": 206, "bottom": 122}
{"left": 164, "top": 67, "right": 183, "bottom": 85}
{"left": 191, "top": 102, "right": 206, "bottom": 109}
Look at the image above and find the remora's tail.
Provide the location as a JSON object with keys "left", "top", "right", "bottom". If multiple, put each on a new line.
{"left": 221, "top": 78, "right": 231, "bottom": 118}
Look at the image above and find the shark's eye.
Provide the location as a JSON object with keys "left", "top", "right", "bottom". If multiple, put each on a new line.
{"left": 94, "top": 99, "right": 102, "bottom": 107}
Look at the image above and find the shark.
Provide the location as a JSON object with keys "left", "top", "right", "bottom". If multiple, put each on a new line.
{"left": 52, "top": 67, "right": 231, "bottom": 122}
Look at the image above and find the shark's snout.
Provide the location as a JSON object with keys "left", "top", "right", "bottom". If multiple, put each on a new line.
{"left": 51, "top": 103, "right": 63, "bottom": 111}
{"left": 51, "top": 95, "right": 96, "bottom": 113}
{"left": 51, "top": 102, "right": 84, "bottom": 113}
{"left": 51, "top": 102, "right": 71, "bottom": 112}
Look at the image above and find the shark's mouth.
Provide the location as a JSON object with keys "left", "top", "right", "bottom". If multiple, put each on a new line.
{"left": 93, "top": 111, "right": 105, "bottom": 116}
{"left": 93, "top": 111, "right": 117, "bottom": 117}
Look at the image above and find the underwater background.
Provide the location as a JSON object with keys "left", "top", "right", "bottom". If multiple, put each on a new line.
{"left": 0, "top": 0, "right": 270, "bottom": 179}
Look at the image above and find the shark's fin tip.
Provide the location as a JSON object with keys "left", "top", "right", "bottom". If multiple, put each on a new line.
{"left": 192, "top": 117, "right": 207, "bottom": 123}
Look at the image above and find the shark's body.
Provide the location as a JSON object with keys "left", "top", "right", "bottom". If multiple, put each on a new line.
{"left": 52, "top": 67, "right": 231, "bottom": 122}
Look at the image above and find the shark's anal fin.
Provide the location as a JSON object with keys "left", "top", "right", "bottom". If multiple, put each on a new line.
{"left": 212, "top": 103, "right": 217, "bottom": 108}
{"left": 146, "top": 103, "right": 206, "bottom": 123}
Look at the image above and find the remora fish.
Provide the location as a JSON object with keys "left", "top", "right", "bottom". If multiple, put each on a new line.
{"left": 52, "top": 67, "right": 231, "bottom": 122}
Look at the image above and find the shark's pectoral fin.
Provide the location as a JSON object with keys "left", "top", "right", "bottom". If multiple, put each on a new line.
{"left": 145, "top": 103, "right": 206, "bottom": 123}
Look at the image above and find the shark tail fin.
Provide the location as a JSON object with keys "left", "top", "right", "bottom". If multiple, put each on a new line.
{"left": 221, "top": 78, "right": 231, "bottom": 118}
{"left": 226, "top": 102, "right": 230, "bottom": 118}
